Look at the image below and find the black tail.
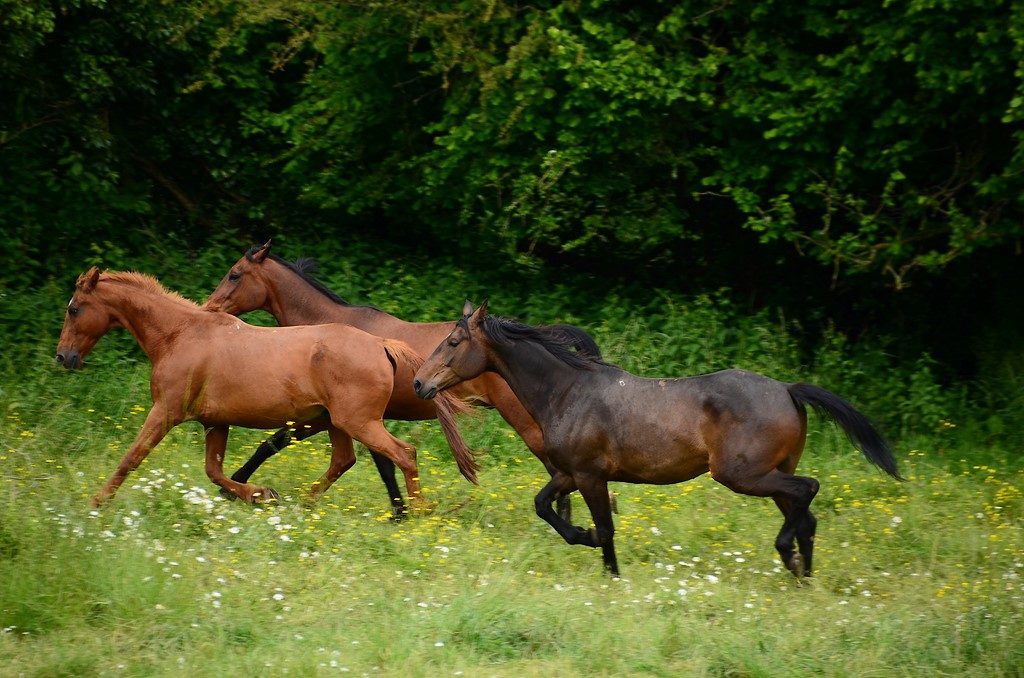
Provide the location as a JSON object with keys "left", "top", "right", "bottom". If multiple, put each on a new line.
{"left": 788, "top": 383, "right": 903, "bottom": 480}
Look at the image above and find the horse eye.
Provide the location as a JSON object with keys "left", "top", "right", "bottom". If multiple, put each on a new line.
{"left": 447, "top": 338, "right": 460, "bottom": 347}
{"left": 228, "top": 272, "right": 241, "bottom": 282}
{"left": 68, "top": 306, "right": 80, "bottom": 317}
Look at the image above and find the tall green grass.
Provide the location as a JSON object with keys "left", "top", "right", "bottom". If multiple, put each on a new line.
{"left": 2, "top": 393, "right": 1021, "bottom": 675}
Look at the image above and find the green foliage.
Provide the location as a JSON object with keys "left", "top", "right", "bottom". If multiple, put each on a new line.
{"left": 203, "top": 0, "right": 1024, "bottom": 286}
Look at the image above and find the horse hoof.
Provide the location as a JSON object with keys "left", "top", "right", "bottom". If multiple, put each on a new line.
{"left": 251, "top": 487, "right": 280, "bottom": 504}
{"left": 787, "top": 553, "right": 806, "bottom": 579}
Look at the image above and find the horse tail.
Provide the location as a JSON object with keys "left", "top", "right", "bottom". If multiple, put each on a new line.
{"left": 434, "top": 389, "right": 480, "bottom": 485}
{"left": 788, "top": 383, "right": 903, "bottom": 480}
{"left": 383, "top": 340, "right": 479, "bottom": 485}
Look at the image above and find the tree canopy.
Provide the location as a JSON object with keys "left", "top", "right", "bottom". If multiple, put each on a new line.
{"left": 3, "top": 0, "right": 1023, "bottom": 371}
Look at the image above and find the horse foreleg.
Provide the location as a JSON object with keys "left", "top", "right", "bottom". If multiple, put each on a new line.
{"left": 305, "top": 427, "right": 356, "bottom": 504}
{"left": 575, "top": 474, "right": 619, "bottom": 576}
{"left": 491, "top": 389, "right": 575, "bottom": 522}
{"left": 203, "top": 425, "right": 280, "bottom": 503}
{"left": 229, "top": 416, "right": 328, "bottom": 484}
{"left": 534, "top": 473, "right": 597, "bottom": 547}
{"left": 92, "top": 407, "right": 175, "bottom": 507}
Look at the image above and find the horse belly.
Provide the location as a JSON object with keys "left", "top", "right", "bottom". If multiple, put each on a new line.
{"left": 548, "top": 396, "right": 709, "bottom": 485}
{"left": 606, "top": 393, "right": 711, "bottom": 484}
{"left": 610, "top": 436, "right": 710, "bottom": 485}
{"left": 198, "top": 389, "right": 323, "bottom": 428}
{"left": 192, "top": 368, "right": 325, "bottom": 428}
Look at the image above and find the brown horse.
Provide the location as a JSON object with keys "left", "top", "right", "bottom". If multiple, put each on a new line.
{"left": 55, "top": 267, "right": 477, "bottom": 510}
{"left": 413, "top": 302, "right": 903, "bottom": 577}
{"left": 203, "top": 241, "right": 601, "bottom": 518}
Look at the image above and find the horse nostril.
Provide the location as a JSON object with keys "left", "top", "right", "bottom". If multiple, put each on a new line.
{"left": 413, "top": 379, "right": 422, "bottom": 392}
{"left": 55, "top": 354, "right": 65, "bottom": 364}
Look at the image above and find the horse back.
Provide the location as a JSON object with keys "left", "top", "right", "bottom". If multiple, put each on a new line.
{"left": 547, "top": 368, "right": 803, "bottom": 484}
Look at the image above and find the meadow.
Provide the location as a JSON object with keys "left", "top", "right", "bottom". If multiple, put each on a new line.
{"left": 1, "top": 347, "right": 1021, "bottom": 676}
{"left": 1, "top": 244, "right": 1022, "bottom": 677}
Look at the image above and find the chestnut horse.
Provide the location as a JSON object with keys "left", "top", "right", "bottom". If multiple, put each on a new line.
{"left": 413, "top": 302, "right": 903, "bottom": 577}
{"left": 55, "top": 267, "right": 477, "bottom": 510}
{"left": 203, "top": 241, "right": 601, "bottom": 518}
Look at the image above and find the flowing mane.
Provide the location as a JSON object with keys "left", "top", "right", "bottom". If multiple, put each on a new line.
{"left": 99, "top": 271, "right": 198, "bottom": 307}
{"left": 478, "top": 315, "right": 606, "bottom": 370}
{"left": 245, "top": 245, "right": 377, "bottom": 311}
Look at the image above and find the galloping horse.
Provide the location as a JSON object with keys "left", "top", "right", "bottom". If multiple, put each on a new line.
{"left": 413, "top": 302, "right": 903, "bottom": 577}
{"left": 203, "top": 241, "right": 600, "bottom": 517}
{"left": 55, "top": 267, "right": 477, "bottom": 510}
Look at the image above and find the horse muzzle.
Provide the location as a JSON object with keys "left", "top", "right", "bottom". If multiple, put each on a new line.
{"left": 55, "top": 349, "right": 82, "bottom": 370}
{"left": 412, "top": 378, "right": 438, "bottom": 400}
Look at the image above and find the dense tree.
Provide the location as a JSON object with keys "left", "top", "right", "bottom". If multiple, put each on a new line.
{"left": 218, "top": 0, "right": 1023, "bottom": 290}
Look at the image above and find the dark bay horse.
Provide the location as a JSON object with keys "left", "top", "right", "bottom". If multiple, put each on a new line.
{"left": 413, "top": 302, "right": 903, "bottom": 577}
{"left": 55, "top": 267, "right": 477, "bottom": 510}
{"left": 203, "top": 241, "right": 600, "bottom": 517}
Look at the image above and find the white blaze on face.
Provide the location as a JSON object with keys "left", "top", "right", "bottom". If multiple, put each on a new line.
{"left": 67, "top": 296, "right": 75, "bottom": 308}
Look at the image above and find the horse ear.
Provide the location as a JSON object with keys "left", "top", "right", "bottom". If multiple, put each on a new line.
{"left": 462, "top": 300, "right": 473, "bottom": 317}
{"left": 252, "top": 240, "right": 272, "bottom": 263}
{"left": 77, "top": 267, "right": 100, "bottom": 292}
{"left": 475, "top": 298, "right": 489, "bottom": 320}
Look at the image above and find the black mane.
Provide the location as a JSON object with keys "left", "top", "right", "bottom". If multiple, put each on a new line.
{"left": 246, "top": 246, "right": 377, "bottom": 311}
{"left": 479, "top": 315, "right": 605, "bottom": 370}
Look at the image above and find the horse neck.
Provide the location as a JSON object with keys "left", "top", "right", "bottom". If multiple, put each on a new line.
{"left": 260, "top": 264, "right": 364, "bottom": 327}
{"left": 264, "top": 265, "right": 390, "bottom": 330}
{"left": 262, "top": 275, "right": 335, "bottom": 326}
{"left": 486, "top": 337, "right": 582, "bottom": 427}
{"left": 100, "top": 282, "right": 198, "bottom": 362}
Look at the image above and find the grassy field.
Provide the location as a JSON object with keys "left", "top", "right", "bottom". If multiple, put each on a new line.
{"left": 1, "top": 357, "right": 1022, "bottom": 677}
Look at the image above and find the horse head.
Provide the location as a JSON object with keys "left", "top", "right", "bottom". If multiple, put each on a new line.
{"left": 413, "top": 300, "right": 491, "bottom": 400}
{"left": 56, "top": 267, "right": 108, "bottom": 369}
{"left": 203, "top": 240, "right": 273, "bottom": 315}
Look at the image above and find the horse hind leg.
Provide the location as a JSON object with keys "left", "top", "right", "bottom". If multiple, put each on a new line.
{"left": 712, "top": 464, "right": 819, "bottom": 579}
{"left": 351, "top": 421, "right": 429, "bottom": 511}
{"left": 774, "top": 496, "right": 819, "bottom": 577}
